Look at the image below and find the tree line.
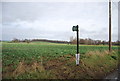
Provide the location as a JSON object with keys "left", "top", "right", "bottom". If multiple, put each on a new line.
{"left": 11, "top": 38, "right": 119, "bottom": 45}
{"left": 11, "top": 38, "right": 69, "bottom": 44}
{"left": 70, "top": 37, "right": 119, "bottom": 45}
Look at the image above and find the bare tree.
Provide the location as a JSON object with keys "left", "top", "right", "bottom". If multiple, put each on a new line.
{"left": 12, "top": 38, "right": 20, "bottom": 43}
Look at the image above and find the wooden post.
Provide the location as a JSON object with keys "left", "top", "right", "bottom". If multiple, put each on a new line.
{"left": 76, "top": 25, "right": 79, "bottom": 54}
{"left": 109, "top": 0, "right": 112, "bottom": 52}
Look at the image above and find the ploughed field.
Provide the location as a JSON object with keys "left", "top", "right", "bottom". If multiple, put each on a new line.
{"left": 2, "top": 42, "right": 119, "bottom": 79}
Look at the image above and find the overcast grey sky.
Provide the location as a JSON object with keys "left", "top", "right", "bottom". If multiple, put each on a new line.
{"left": 1, "top": 1, "right": 118, "bottom": 41}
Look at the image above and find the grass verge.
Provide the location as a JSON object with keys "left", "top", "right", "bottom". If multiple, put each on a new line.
{"left": 2, "top": 50, "right": 118, "bottom": 79}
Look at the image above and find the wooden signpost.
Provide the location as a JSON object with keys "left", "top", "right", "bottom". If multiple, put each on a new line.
{"left": 72, "top": 25, "right": 80, "bottom": 65}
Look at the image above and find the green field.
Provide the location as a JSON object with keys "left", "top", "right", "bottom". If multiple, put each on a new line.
{"left": 2, "top": 42, "right": 119, "bottom": 79}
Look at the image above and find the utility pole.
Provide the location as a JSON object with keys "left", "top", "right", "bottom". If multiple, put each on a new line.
{"left": 109, "top": 0, "right": 112, "bottom": 52}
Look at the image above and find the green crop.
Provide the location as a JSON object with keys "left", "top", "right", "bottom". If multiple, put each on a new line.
{"left": 2, "top": 42, "right": 118, "bottom": 66}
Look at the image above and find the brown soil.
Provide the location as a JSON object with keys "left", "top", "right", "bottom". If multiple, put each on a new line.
{"left": 44, "top": 54, "right": 75, "bottom": 70}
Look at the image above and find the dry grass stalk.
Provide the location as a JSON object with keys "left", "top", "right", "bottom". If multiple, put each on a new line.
{"left": 13, "top": 61, "right": 26, "bottom": 77}
{"left": 12, "top": 61, "right": 45, "bottom": 77}
{"left": 86, "top": 50, "right": 111, "bottom": 57}
{"left": 31, "top": 61, "right": 45, "bottom": 72}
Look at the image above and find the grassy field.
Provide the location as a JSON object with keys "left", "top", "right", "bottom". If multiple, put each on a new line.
{"left": 2, "top": 42, "right": 119, "bottom": 79}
